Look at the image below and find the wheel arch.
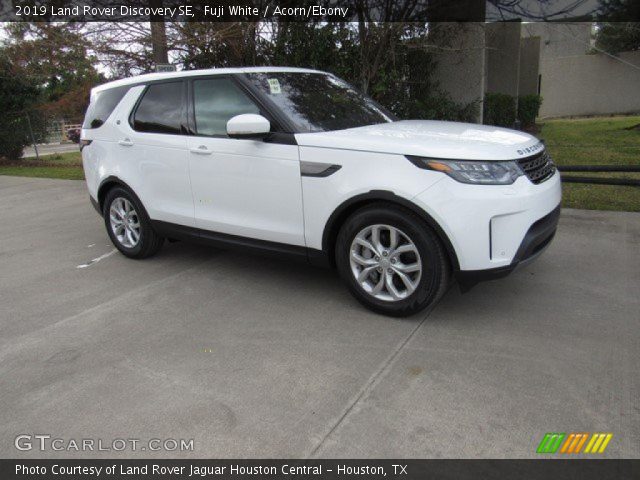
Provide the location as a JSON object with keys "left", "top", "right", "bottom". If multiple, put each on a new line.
{"left": 321, "top": 190, "right": 460, "bottom": 271}
{"left": 97, "top": 176, "right": 145, "bottom": 216}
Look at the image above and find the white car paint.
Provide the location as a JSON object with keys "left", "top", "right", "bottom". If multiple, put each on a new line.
{"left": 82, "top": 67, "right": 561, "bottom": 276}
{"left": 226, "top": 114, "right": 271, "bottom": 137}
{"left": 295, "top": 120, "right": 541, "bottom": 160}
{"left": 85, "top": 85, "right": 196, "bottom": 227}
{"left": 186, "top": 134, "right": 305, "bottom": 245}
{"left": 295, "top": 121, "right": 560, "bottom": 270}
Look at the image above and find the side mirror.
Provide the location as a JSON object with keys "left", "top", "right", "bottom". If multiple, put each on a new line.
{"left": 226, "top": 114, "right": 270, "bottom": 139}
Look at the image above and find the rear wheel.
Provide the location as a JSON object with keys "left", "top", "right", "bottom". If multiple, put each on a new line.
{"left": 103, "top": 186, "right": 164, "bottom": 259}
{"left": 335, "top": 204, "right": 450, "bottom": 317}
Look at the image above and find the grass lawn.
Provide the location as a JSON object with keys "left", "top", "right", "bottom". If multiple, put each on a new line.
{"left": 1, "top": 117, "right": 638, "bottom": 211}
{"left": 0, "top": 151, "right": 84, "bottom": 180}
{"left": 539, "top": 116, "right": 640, "bottom": 212}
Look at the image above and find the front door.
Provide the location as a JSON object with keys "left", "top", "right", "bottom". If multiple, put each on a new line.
{"left": 186, "top": 76, "right": 304, "bottom": 246}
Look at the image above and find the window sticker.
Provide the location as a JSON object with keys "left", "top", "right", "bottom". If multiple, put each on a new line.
{"left": 267, "top": 78, "right": 281, "bottom": 94}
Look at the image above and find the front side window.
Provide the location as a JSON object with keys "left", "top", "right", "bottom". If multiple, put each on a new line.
{"left": 193, "top": 78, "right": 260, "bottom": 136}
{"left": 132, "top": 81, "right": 184, "bottom": 134}
{"left": 83, "top": 86, "right": 130, "bottom": 129}
{"left": 244, "top": 72, "right": 393, "bottom": 133}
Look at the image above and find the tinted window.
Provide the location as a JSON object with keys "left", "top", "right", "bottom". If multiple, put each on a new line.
{"left": 244, "top": 73, "right": 393, "bottom": 132}
{"left": 193, "top": 78, "right": 260, "bottom": 136}
{"left": 82, "top": 86, "right": 129, "bottom": 129}
{"left": 132, "top": 82, "right": 184, "bottom": 134}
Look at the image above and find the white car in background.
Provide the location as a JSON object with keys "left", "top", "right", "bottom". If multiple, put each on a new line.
{"left": 81, "top": 67, "right": 561, "bottom": 316}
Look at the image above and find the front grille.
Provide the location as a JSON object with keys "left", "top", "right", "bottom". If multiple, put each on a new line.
{"left": 518, "top": 150, "right": 556, "bottom": 184}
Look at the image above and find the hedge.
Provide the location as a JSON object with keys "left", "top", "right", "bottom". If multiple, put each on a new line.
{"left": 517, "top": 95, "right": 543, "bottom": 127}
{"left": 483, "top": 93, "right": 516, "bottom": 127}
{"left": 483, "top": 93, "right": 543, "bottom": 128}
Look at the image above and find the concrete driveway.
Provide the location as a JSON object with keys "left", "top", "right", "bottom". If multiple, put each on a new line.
{"left": 0, "top": 176, "right": 638, "bottom": 458}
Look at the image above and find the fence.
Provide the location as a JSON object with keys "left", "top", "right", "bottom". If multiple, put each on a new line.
{"left": 41, "top": 118, "right": 82, "bottom": 144}
{"left": 558, "top": 165, "right": 640, "bottom": 187}
{"left": 1, "top": 112, "right": 84, "bottom": 160}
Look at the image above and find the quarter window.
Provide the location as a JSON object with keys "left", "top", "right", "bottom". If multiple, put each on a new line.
{"left": 193, "top": 78, "right": 261, "bottom": 136}
{"left": 132, "top": 82, "right": 184, "bottom": 134}
{"left": 82, "top": 86, "right": 130, "bottom": 129}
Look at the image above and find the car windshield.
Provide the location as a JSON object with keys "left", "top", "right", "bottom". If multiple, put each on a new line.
{"left": 244, "top": 72, "right": 394, "bottom": 133}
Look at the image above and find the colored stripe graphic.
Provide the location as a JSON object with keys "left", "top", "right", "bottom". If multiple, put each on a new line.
{"left": 537, "top": 433, "right": 565, "bottom": 453}
{"left": 584, "top": 433, "right": 613, "bottom": 453}
{"left": 560, "top": 433, "right": 589, "bottom": 453}
{"left": 538, "top": 433, "right": 613, "bottom": 454}
{"left": 573, "top": 433, "right": 589, "bottom": 453}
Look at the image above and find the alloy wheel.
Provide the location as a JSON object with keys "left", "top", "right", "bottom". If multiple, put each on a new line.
{"left": 109, "top": 197, "right": 141, "bottom": 248}
{"left": 349, "top": 224, "right": 422, "bottom": 302}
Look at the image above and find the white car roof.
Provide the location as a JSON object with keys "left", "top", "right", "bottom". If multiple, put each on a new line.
{"left": 93, "top": 66, "right": 326, "bottom": 94}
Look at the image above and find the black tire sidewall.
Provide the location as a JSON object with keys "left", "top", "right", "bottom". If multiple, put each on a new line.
{"left": 336, "top": 206, "right": 448, "bottom": 316}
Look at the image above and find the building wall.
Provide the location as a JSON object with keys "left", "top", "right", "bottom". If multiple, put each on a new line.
{"left": 485, "top": 21, "right": 522, "bottom": 96}
{"left": 518, "top": 36, "right": 541, "bottom": 96}
{"left": 431, "top": 23, "right": 486, "bottom": 122}
{"left": 538, "top": 50, "right": 640, "bottom": 118}
{"left": 430, "top": 21, "right": 638, "bottom": 121}
{"left": 522, "top": 22, "right": 592, "bottom": 58}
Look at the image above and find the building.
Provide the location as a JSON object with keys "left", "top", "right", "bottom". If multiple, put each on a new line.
{"left": 522, "top": 22, "right": 640, "bottom": 118}
{"left": 432, "top": 21, "right": 640, "bottom": 122}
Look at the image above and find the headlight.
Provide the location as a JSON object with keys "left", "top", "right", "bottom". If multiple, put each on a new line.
{"left": 407, "top": 156, "right": 524, "bottom": 185}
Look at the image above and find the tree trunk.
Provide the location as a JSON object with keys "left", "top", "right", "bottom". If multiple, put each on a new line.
{"left": 149, "top": 0, "right": 168, "bottom": 66}
{"left": 150, "top": 21, "right": 168, "bottom": 65}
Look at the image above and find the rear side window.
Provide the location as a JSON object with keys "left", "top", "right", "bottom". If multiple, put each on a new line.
{"left": 193, "top": 77, "right": 260, "bottom": 136}
{"left": 82, "top": 86, "right": 129, "bottom": 129}
{"left": 132, "top": 82, "right": 184, "bottom": 134}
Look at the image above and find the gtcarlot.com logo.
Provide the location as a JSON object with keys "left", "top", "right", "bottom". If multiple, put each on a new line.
{"left": 15, "top": 434, "right": 194, "bottom": 452}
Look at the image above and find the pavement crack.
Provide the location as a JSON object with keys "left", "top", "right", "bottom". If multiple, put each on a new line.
{"left": 306, "top": 309, "right": 433, "bottom": 458}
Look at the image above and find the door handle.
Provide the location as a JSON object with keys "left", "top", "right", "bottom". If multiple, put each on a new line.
{"left": 190, "top": 145, "right": 212, "bottom": 155}
{"left": 118, "top": 138, "right": 134, "bottom": 147}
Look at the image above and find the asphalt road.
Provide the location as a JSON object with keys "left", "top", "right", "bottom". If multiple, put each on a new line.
{"left": 0, "top": 176, "right": 638, "bottom": 459}
{"left": 22, "top": 143, "right": 80, "bottom": 158}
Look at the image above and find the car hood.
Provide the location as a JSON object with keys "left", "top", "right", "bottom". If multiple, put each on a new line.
{"left": 294, "top": 120, "right": 543, "bottom": 161}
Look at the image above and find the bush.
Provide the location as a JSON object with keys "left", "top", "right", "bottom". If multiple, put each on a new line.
{"left": 517, "top": 94, "right": 543, "bottom": 127}
{"left": 413, "top": 96, "right": 480, "bottom": 123}
{"left": 0, "top": 114, "right": 31, "bottom": 161}
{"left": 391, "top": 90, "right": 480, "bottom": 124}
{"left": 0, "top": 54, "right": 39, "bottom": 160}
{"left": 483, "top": 92, "right": 516, "bottom": 127}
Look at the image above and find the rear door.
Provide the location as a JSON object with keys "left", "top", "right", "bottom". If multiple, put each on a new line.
{"left": 186, "top": 76, "right": 304, "bottom": 246}
{"left": 123, "top": 81, "right": 195, "bottom": 227}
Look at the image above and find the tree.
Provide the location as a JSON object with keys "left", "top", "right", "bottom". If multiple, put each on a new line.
{"left": 267, "top": 22, "right": 357, "bottom": 79}
{"left": 84, "top": 23, "right": 158, "bottom": 77}
{"left": 263, "top": 21, "right": 475, "bottom": 122}
{"left": 2, "top": 23, "right": 102, "bottom": 120}
{"left": 0, "top": 51, "right": 39, "bottom": 160}
{"left": 174, "top": 22, "right": 264, "bottom": 69}
{"left": 3, "top": 23, "right": 100, "bottom": 100}
{"left": 596, "top": 22, "right": 640, "bottom": 54}
{"left": 596, "top": 0, "right": 640, "bottom": 53}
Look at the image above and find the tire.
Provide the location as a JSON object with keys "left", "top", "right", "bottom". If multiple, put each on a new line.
{"left": 335, "top": 203, "right": 450, "bottom": 317}
{"left": 103, "top": 186, "right": 164, "bottom": 259}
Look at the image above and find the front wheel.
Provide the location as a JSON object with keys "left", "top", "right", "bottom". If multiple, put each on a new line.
{"left": 335, "top": 204, "right": 450, "bottom": 317}
{"left": 103, "top": 186, "right": 164, "bottom": 259}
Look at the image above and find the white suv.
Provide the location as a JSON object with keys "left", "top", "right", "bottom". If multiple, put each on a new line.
{"left": 81, "top": 67, "right": 561, "bottom": 316}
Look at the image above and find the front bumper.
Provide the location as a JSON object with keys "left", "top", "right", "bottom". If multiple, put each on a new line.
{"left": 454, "top": 204, "right": 560, "bottom": 291}
{"left": 412, "top": 169, "right": 562, "bottom": 282}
